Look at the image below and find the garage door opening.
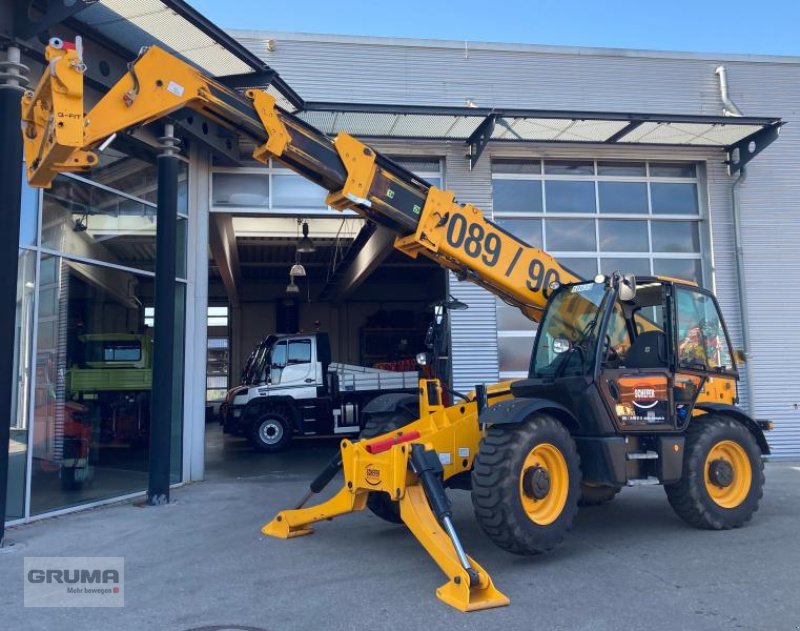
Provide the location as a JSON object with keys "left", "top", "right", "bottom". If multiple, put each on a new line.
{"left": 203, "top": 157, "right": 447, "bottom": 478}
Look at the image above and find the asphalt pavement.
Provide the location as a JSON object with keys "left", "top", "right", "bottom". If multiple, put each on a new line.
{"left": 2, "top": 432, "right": 799, "bottom": 631}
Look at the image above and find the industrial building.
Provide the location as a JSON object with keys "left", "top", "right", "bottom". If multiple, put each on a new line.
{"left": 2, "top": 0, "right": 798, "bottom": 531}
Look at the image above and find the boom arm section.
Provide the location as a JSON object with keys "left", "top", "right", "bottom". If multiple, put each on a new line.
{"left": 23, "top": 40, "right": 577, "bottom": 319}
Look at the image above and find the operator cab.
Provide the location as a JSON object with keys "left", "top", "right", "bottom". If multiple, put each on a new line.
{"left": 513, "top": 273, "right": 738, "bottom": 435}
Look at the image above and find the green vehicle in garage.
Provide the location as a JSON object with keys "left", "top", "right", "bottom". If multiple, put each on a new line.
{"left": 67, "top": 334, "right": 152, "bottom": 447}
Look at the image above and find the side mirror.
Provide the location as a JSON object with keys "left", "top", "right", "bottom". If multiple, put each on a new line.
{"left": 733, "top": 348, "right": 747, "bottom": 364}
{"left": 618, "top": 273, "right": 637, "bottom": 302}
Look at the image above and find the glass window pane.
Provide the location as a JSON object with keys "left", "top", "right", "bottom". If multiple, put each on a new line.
{"left": 492, "top": 180, "right": 543, "bottom": 214}
{"left": 598, "top": 182, "right": 648, "bottom": 214}
{"left": 31, "top": 255, "right": 167, "bottom": 515}
{"left": 212, "top": 172, "right": 268, "bottom": 207}
{"left": 176, "top": 217, "right": 187, "bottom": 279}
{"left": 597, "top": 161, "right": 646, "bottom": 176}
{"left": 272, "top": 174, "right": 327, "bottom": 209}
{"left": 171, "top": 282, "right": 185, "bottom": 483}
{"left": 498, "top": 335, "right": 535, "bottom": 373}
{"left": 598, "top": 220, "right": 649, "bottom": 252}
{"left": 496, "top": 298, "right": 537, "bottom": 331}
{"left": 544, "top": 160, "right": 594, "bottom": 175}
{"left": 676, "top": 288, "right": 733, "bottom": 372}
{"left": 20, "top": 167, "right": 39, "bottom": 247}
{"left": 389, "top": 157, "right": 442, "bottom": 173}
{"left": 42, "top": 176, "right": 158, "bottom": 273}
{"left": 87, "top": 143, "right": 158, "bottom": 203}
{"left": 177, "top": 161, "right": 189, "bottom": 216}
{"left": 288, "top": 340, "right": 312, "bottom": 364}
{"left": 492, "top": 160, "right": 541, "bottom": 174}
{"left": 545, "top": 181, "right": 596, "bottom": 214}
{"left": 651, "top": 183, "right": 699, "bottom": 215}
{"left": 651, "top": 221, "right": 700, "bottom": 253}
{"left": 494, "top": 218, "right": 543, "bottom": 248}
{"left": 654, "top": 258, "right": 703, "bottom": 285}
{"left": 600, "top": 257, "right": 651, "bottom": 276}
{"left": 650, "top": 162, "right": 696, "bottom": 178}
{"left": 558, "top": 257, "right": 598, "bottom": 279}
{"left": 7, "top": 249, "right": 37, "bottom": 520}
{"left": 546, "top": 219, "right": 596, "bottom": 251}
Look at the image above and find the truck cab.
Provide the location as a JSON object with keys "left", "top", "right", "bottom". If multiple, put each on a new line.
{"left": 222, "top": 332, "right": 418, "bottom": 452}
{"left": 482, "top": 273, "right": 769, "bottom": 489}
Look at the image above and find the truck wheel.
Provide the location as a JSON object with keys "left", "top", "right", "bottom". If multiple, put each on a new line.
{"left": 472, "top": 413, "right": 581, "bottom": 555}
{"left": 665, "top": 414, "right": 764, "bottom": 530}
{"left": 250, "top": 411, "right": 293, "bottom": 453}
{"left": 579, "top": 483, "right": 621, "bottom": 507}
{"left": 360, "top": 397, "right": 418, "bottom": 525}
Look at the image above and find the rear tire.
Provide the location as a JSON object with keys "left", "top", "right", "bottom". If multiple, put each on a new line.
{"left": 472, "top": 413, "right": 581, "bottom": 555}
{"left": 665, "top": 414, "right": 764, "bottom": 530}
{"left": 360, "top": 397, "right": 418, "bottom": 524}
{"left": 579, "top": 483, "right": 621, "bottom": 507}
{"left": 250, "top": 410, "right": 293, "bottom": 453}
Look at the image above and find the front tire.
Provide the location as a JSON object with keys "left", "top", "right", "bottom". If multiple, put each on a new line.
{"left": 250, "top": 410, "right": 293, "bottom": 453}
{"left": 472, "top": 413, "right": 581, "bottom": 555}
{"left": 360, "top": 397, "right": 418, "bottom": 524}
{"left": 665, "top": 414, "right": 764, "bottom": 529}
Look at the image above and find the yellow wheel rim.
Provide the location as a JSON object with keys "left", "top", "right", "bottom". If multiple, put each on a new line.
{"left": 704, "top": 440, "right": 752, "bottom": 509}
{"left": 519, "top": 443, "right": 569, "bottom": 526}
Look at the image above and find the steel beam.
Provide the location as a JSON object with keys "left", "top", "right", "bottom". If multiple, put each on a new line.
{"left": 332, "top": 226, "right": 396, "bottom": 301}
{"left": 726, "top": 122, "right": 783, "bottom": 175}
{"left": 208, "top": 213, "right": 241, "bottom": 305}
{"left": 467, "top": 114, "right": 496, "bottom": 170}
{"left": 147, "top": 124, "right": 180, "bottom": 505}
{"left": 7, "top": 0, "right": 96, "bottom": 40}
{"left": 0, "top": 44, "right": 26, "bottom": 542}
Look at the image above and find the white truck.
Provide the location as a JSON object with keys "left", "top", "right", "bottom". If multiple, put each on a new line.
{"left": 220, "top": 332, "right": 419, "bottom": 452}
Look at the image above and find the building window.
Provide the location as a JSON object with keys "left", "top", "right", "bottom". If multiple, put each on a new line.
{"left": 206, "top": 337, "right": 229, "bottom": 403}
{"left": 210, "top": 157, "right": 442, "bottom": 215}
{"left": 492, "top": 158, "right": 704, "bottom": 379}
{"left": 8, "top": 137, "right": 189, "bottom": 521}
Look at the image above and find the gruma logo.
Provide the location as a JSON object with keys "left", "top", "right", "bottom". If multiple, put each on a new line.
{"left": 24, "top": 557, "right": 124, "bottom": 608}
{"left": 28, "top": 568, "right": 120, "bottom": 584}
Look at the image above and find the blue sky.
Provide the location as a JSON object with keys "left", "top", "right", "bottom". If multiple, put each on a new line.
{"left": 188, "top": 0, "right": 799, "bottom": 57}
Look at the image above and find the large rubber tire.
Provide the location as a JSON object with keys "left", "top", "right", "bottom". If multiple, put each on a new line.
{"left": 665, "top": 414, "right": 764, "bottom": 530}
{"left": 472, "top": 413, "right": 581, "bottom": 555}
{"left": 249, "top": 410, "right": 293, "bottom": 453}
{"left": 359, "top": 398, "right": 418, "bottom": 525}
{"left": 579, "top": 484, "right": 621, "bottom": 507}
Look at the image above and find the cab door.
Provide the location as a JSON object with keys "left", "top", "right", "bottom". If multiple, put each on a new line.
{"left": 275, "top": 338, "right": 315, "bottom": 388}
{"left": 597, "top": 287, "right": 677, "bottom": 431}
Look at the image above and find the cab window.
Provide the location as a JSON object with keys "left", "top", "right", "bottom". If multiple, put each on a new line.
{"left": 287, "top": 340, "right": 311, "bottom": 365}
{"left": 266, "top": 341, "right": 287, "bottom": 383}
{"left": 675, "top": 288, "right": 734, "bottom": 372}
{"left": 606, "top": 304, "right": 632, "bottom": 362}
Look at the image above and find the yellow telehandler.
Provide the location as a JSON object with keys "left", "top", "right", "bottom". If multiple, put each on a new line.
{"left": 22, "top": 38, "right": 771, "bottom": 612}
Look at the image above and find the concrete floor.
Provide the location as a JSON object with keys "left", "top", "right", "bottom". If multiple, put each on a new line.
{"left": 2, "top": 424, "right": 800, "bottom": 631}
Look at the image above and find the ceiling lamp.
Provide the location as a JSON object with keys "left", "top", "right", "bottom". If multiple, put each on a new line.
{"left": 289, "top": 263, "right": 306, "bottom": 278}
{"left": 296, "top": 221, "right": 316, "bottom": 253}
{"left": 286, "top": 279, "right": 300, "bottom": 294}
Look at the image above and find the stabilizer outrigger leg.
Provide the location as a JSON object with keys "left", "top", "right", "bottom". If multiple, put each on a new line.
{"left": 261, "top": 435, "right": 509, "bottom": 611}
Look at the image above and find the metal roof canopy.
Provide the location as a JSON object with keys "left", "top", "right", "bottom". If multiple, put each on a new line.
{"left": 65, "top": 0, "right": 303, "bottom": 111}
{"left": 298, "top": 102, "right": 783, "bottom": 175}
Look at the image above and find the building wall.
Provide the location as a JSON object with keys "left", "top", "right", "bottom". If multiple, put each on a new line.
{"left": 235, "top": 31, "right": 800, "bottom": 456}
